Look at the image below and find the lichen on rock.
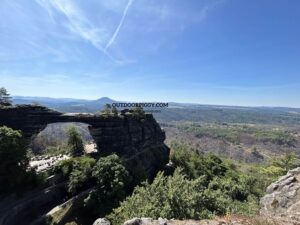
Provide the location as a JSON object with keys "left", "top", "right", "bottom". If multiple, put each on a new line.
{"left": 260, "top": 167, "right": 300, "bottom": 222}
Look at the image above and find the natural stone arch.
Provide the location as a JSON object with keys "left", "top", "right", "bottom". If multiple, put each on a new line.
{"left": 0, "top": 105, "right": 169, "bottom": 178}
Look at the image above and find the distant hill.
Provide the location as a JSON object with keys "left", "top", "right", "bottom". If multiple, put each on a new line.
{"left": 12, "top": 96, "right": 116, "bottom": 113}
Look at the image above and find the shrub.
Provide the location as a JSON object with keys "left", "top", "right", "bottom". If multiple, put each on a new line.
{"left": 132, "top": 107, "right": 145, "bottom": 118}
{"left": 108, "top": 169, "right": 227, "bottom": 225}
{"left": 84, "top": 154, "right": 131, "bottom": 216}
{"left": 272, "top": 151, "right": 300, "bottom": 173}
{"left": 54, "top": 156, "right": 96, "bottom": 194}
{"left": 170, "top": 145, "right": 227, "bottom": 183}
{"left": 170, "top": 145, "right": 264, "bottom": 216}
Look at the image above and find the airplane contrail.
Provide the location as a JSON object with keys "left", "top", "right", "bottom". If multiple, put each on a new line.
{"left": 105, "top": 0, "right": 134, "bottom": 50}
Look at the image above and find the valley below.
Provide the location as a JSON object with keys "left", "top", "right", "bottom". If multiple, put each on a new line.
{"left": 162, "top": 122, "right": 300, "bottom": 163}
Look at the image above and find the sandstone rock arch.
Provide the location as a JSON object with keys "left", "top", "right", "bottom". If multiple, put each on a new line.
{"left": 0, "top": 105, "right": 169, "bottom": 178}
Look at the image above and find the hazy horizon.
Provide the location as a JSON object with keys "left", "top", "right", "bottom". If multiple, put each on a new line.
{"left": 12, "top": 95, "right": 300, "bottom": 109}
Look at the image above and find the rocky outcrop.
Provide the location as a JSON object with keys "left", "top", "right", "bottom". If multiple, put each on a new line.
{"left": 0, "top": 105, "right": 169, "bottom": 178}
{"left": 260, "top": 167, "right": 300, "bottom": 223}
{"left": 95, "top": 217, "right": 287, "bottom": 225}
{"left": 0, "top": 182, "right": 67, "bottom": 225}
{"left": 123, "top": 218, "right": 168, "bottom": 225}
{"left": 31, "top": 188, "right": 93, "bottom": 225}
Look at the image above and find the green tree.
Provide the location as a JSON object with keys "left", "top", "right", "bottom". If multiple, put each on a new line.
{"left": 84, "top": 154, "right": 131, "bottom": 216}
{"left": 0, "top": 126, "right": 30, "bottom": 194}
{"left": 132, "top": 106, "right": 145, "bottom": 118}
{"left": 67, "top": 157, "right": 96, "bottom": 194}
{"left": 112, "top": 105, "right": 118, "bottom": 116}
{"left": 67, "top": 126, "right": 85, "bottom": 156}
{"left": 0, "top": 87, "right": 12, "bottom": 106}
{"left": 101, "top": 104, "right": 112, "bottom": 115}
{"left": 53, "top": 156, "right": 96, "bottom": 194}
{"left": 272, "top": 151, "right": 299, "bottom": 173}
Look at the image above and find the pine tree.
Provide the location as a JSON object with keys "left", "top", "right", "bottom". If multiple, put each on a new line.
{"left": 0, "top": 87, "right": 12, "bottom": 106}
{"left": 101, "top": 104, "right": 112, "bottom": 115}
{"left": 112, "top": 106, "right": 118, "bottom": 116}
{"left": 67, "top": 126, "right": 85, "bottom": 156}
{"left": 132, "top": 106, "right": 145, "bottom": 118}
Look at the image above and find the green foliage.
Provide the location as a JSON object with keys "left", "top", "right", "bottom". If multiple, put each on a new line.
{"left": 84, "top": 154, "right": 131, "bottom": 216}
{"left": 66, "top": 126, "right": 85, "bottom": 156}
{"left": 261, "top": 165, "right": 286, "bottom": 178}
{"left": 112, "top": 106, "right": 118, "bottom": 116}
{"left": 108, "top": 145, "right": 269, "bottom": 224}
{"left": 44, "top": 145, "right": 69, "bottom": 156}
{"left": 54, "top": 156, "right": 96, "bottom": 194}
{"left": 169, "top": 145, "right": 263, "bottom": 215}
{"left": 101, "top": 104, "right": 112, "bottom": 115}
{"left": 68, "top": 166, "right": 92, "bottom": 194}
{"left": 54, "top": 156, "right": 95, "bottom": 177}
{"left": 170, "top": 144, "right": 227, "bottom": 183}
{"left": 0, "top": 87, "right": 12, "bottom": 106}
{"left": 108, "top": 169, "right": 226, "bottom": 225}
{"left": 0, "top": 126, "right": 37, "bottom": 194}
{"left": 0, "top": 126, "right": 27, "bottom": 194}
{"left": 26, "top": 148, "right": 35, "bottom": 158}
{"left": 254, "top": 130, "right": 295, "bottom": 146}
{"left": 132, "top": 107, "right": 145, "bottom": 118}
{"left": 272, "top": 151, "right": 299, "bottom": 173}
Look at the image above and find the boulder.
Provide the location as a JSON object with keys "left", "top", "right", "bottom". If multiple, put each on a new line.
{"left": 124, "top": 218, "right": 143, "bottom": 225}
{"left": 260, "top": 167, "right": 300, "bottom": 222}
{"left": 123, "top": 218, "right": 167, "bottom": 225}
{"left": 93, "top": 218, "right": 111, "bottom": 225}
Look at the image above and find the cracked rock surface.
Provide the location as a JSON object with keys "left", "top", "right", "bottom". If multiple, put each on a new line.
{"left": 260, "top": 167, "right": 300, "bottom": 223}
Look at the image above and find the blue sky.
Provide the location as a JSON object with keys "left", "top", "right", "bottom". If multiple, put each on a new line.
{"left": 1, "top": 0, "right": 300, "bottom": 107}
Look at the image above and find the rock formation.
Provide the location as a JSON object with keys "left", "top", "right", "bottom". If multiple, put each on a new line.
{"left": 260, "top": 167, "right": 300, "bottom": 223}
{"left": 0, "top": 104, "right": 170, "bottom": 178}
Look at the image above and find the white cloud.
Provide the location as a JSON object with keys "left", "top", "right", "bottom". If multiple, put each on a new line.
{"left": 35, "top": 0, "right": 135, "bottom": 64}
{"left": 1, "top": 0, "right": 224, "bottom": 64}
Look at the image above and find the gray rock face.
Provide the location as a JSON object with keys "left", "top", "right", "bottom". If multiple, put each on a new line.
{"left": 93, "top": 218, "right": 111, "bottom": 225}
{"left": 0, "top": 105, "right": 170, "bottom": 178}
{"left": 260, "top": 167, "right": 300, "bottom": 221}
{"left": 122, "top": 217, "right": 279, "bottom": 225}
